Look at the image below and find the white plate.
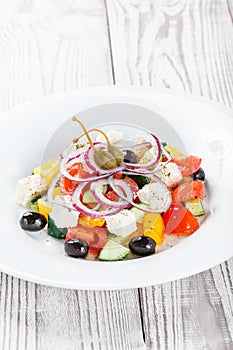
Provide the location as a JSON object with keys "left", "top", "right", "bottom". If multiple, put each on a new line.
{"left": 0, "top": 87, "right": 232, "bottom": 290}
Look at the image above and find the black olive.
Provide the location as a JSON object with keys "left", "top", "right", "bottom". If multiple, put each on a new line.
{"left": 129, "top": 236, "right": 156, "bottom": 256}
{"left": 124, "top": 150, "right": 137, "bottom": 164}
{"left": 20, "top": 211, "right": 47, "bottom": 232}
{"left": 192, "top": 167, "right": 205, "bottom": 181}
{"left": 64, "top": 239, "right": 89, "bottom": 258}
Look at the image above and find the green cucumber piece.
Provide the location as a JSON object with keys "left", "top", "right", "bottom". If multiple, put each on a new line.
{"left": 48, "top": 215, "right": 67, "bottom": 239}
{"left": 127, "top": 175, "right": 151, "bottom": 189}
{"left": 98, "top": 240, "right": 130, "bottom": 261}
{"left": 184, "top": 199, "right": 205, "bottom": 217}
{"left": 30, "top": 197, "right": 39, "bottom": 212}
{"left": 108, "top": 234, "right": 125, "bottom": 245}
{"left": 130, "top": 203, "right": 148, "bottom": 223}
{"left": 82, "top": 189, "right": 97, "bottom": 203}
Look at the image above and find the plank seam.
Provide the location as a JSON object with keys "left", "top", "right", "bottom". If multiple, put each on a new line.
{"left": 226, "top": 0, "right": 233, "bottom": 23}
{"left": 104, "top": 0, "right": 116, "bottom": 84}
{"left": 137, "top": 289, "right": 146, "bottom": 344}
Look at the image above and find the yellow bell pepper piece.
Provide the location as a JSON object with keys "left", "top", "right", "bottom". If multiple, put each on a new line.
{"left": 34, "top": 159, "right": 59, "bottom": 186}
{"left": 53, "top": 187, "right": 62, "bottom": 198}
{"left": 37, "top": 198, "right": 53, "bottom": 221}
{"left": 143, "top": 213, "right": 165, "bottom": 245}
{"left": 165, "top": 145, "right": 185, "bottom": 159}
{"left": 79, "top": 214, "right": 105, "bottom": 227}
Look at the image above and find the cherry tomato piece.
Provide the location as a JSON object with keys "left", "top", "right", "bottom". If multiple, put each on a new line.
{"left": 113, "top": 172, "right": 123, "bottom": 179}
{"left": 163, "top": 204, "right": 200, "bottom": 236}
{"left": 172, "top": 180, "right": 204, "bottom": 204}
{"left": 173, "top": 155, "right": 202, "bottom": 176}
{"left": 60, "top": 162, "right": 92, "bottom": 195}
{"left": 124, "top": 177, "right": 139, "bottom": 200}
{"left": 105, "top": 190, "right": 119, "bottom": 202}
{"left": 66, "top": 225, "right": 107, "bottom": 254}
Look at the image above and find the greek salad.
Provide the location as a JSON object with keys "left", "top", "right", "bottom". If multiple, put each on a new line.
{"left": 16, "top": 118, "right": 207, "bottom": 261}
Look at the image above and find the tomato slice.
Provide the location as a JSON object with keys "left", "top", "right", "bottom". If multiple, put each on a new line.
{"left": 66, "top": 224, "right": 106, "bottom": 245}
{"left": 113, "top": 172, "right": 123, "bottom": 179}
{"left": 66, "top": 224, "right": 107, "bottom": 259}
{"left": 105, "top": 190, "right": 119, "bottom": 202}
{"left": 60, "top": 162, "right": 92, "bottom": 195}
{"left": 124, "top": 177, "right": 139, "bottom": 199}
{"left": 173, "top": 155, "right": 202, "bottom": 176}
{"left": 163, "top": 204, "right": 200, "bottom": 236}
{"left": 172, "top": 180, "right": 204, "bottom": 204}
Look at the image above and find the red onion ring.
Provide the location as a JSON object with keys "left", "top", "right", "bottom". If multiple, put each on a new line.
{"left": 60, "top": 158, "right": 116, "bottom": 183}
{"left": 109, "top": 173, "right": 172, "bottom": 213}
{"left": 61, "top": 145, "right": 90, "bottom": 165}
{"left": 72, "top": 182, "right": 123, "bottom": 218}
{"left": 124, "top": 134, "right": 161, "bottom": 169}
{"left": 90, "top": 179, "right": 132, "bottom": 209}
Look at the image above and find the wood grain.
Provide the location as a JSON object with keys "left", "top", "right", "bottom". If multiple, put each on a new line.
{"left": 0, "top": 0, "right": 233, "bottom": 349}
{"left": 0, "top": 0, "right": 113, "bottom": 111}
{"left": 106, "top": 0, "right": 233, "bottom": 106}
{"left": 226, "top": 0, "right": 233, "bottom": 22}
{"left": 105, "top": 0, "right": 233, "bottom": 349}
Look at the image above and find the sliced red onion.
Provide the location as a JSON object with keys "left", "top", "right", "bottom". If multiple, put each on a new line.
{"left": 123, "top": 143, "right": 172, "bottom": 175}
{"left": 60, "top": 158, "right": 114, "bottom": 183}
{"left": 119, "top": 142, "right": 152, "bottom": 151}
{"left": 109, "top": 173, "right": 172, "bottom": 213}
{"left": 63, "top": 157, "right": 95, "bottom": 176}
{"left": 85, "top": 143, "right": 125, "bottom": 174}
{"left": 90, "top": 179, "right": 132, "bottom": 209}
{"left": 61, "top": 145, "right": 90, "bottom": 165}
{"left": 72, "top": 182, "right": 122, "bottom": 218}
{"left": 124, "top": 133, "right": 161, "bottom": 169}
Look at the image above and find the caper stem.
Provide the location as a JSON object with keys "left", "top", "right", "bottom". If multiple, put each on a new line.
{"left": 72, "top": 117, "right": 95, "bottom": 150}
{"left": 73, "top": 128, "right": 110, "bottom": 146}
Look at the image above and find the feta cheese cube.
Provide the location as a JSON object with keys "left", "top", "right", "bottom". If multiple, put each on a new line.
{"left": 50, "top": 196, "right": 79, "bottom": 228}
{"left": 138, "top": 183, "right": 170, "bottom": 211}
{"left": 15, "top": 174, "right": 47, "bottom": 207}
{"left": 96, "top": 130, "right": 123, "bottom": 144}
{"left": 105, "top": 209, "right": 137, "bottom": 237}
{"left": 157, "top": 163, "right": 182, "bottom": 188}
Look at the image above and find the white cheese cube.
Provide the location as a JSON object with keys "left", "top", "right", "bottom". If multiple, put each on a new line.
{"left": 138, "top": 183, "right": 170, "bottom": 211}
{"left": 105, "top": 209, "right": 137, "bottom": 237}
{"left": 15, "top": 174, "right": 47, "bottom": 207}
{"left": 50, "top": 196, "right": 79, "bottom": 228}
{"left": 157, "top": 163, "right": 182, "bottom": 188}
{"left": 96, "top": 130, "right": 123, "bottom": 144}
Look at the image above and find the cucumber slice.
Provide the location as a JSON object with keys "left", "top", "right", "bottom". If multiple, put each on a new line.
{"left": 108, "top": 234, "right": 125, "bottom": 245}
{"left": 82, "top": 189, "right": 97, "bottom": 203}
{"left": 130, "top": 203, "right": 148, "bottom": 223}
{"left": 98, "top": 240, "right": 130, "bottom": 261}
{"left": 184, "top": 199, "right": 205, "bottom": 217}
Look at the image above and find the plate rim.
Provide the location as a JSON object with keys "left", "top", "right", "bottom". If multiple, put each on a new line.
{"left": 0, "top": 86, "right": 232, "bottom": 290}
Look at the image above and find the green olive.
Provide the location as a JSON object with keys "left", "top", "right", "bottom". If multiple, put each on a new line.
{"left": 93, "top": 149, "right": 117, "bottom": 170}
{"left": 107, "top": 144, "right": 124, "bottom": 165}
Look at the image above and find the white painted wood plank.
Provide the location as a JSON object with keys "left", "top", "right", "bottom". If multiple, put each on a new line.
{"left": 105, "top": 0, "right": 233, "bottom": 349}
{"left": 0, "top": 0, "right": 112, "bottom": 111}
{"left": 106, "top": 0, "right": 233, "bottom": 106}
{"left": 0, "top": 1, "right": 145, "bottom": 350}
{"left": 226, "top": 0, "right": 233, "bottom": 22}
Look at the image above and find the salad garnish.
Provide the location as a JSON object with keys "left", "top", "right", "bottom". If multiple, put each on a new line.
{"left": 16, "top": 118, "right": 207, "bottom": 261}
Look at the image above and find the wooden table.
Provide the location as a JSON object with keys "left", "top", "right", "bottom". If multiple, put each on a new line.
{"left": 0, "top": 1, "right": 232, "bottom": 349}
